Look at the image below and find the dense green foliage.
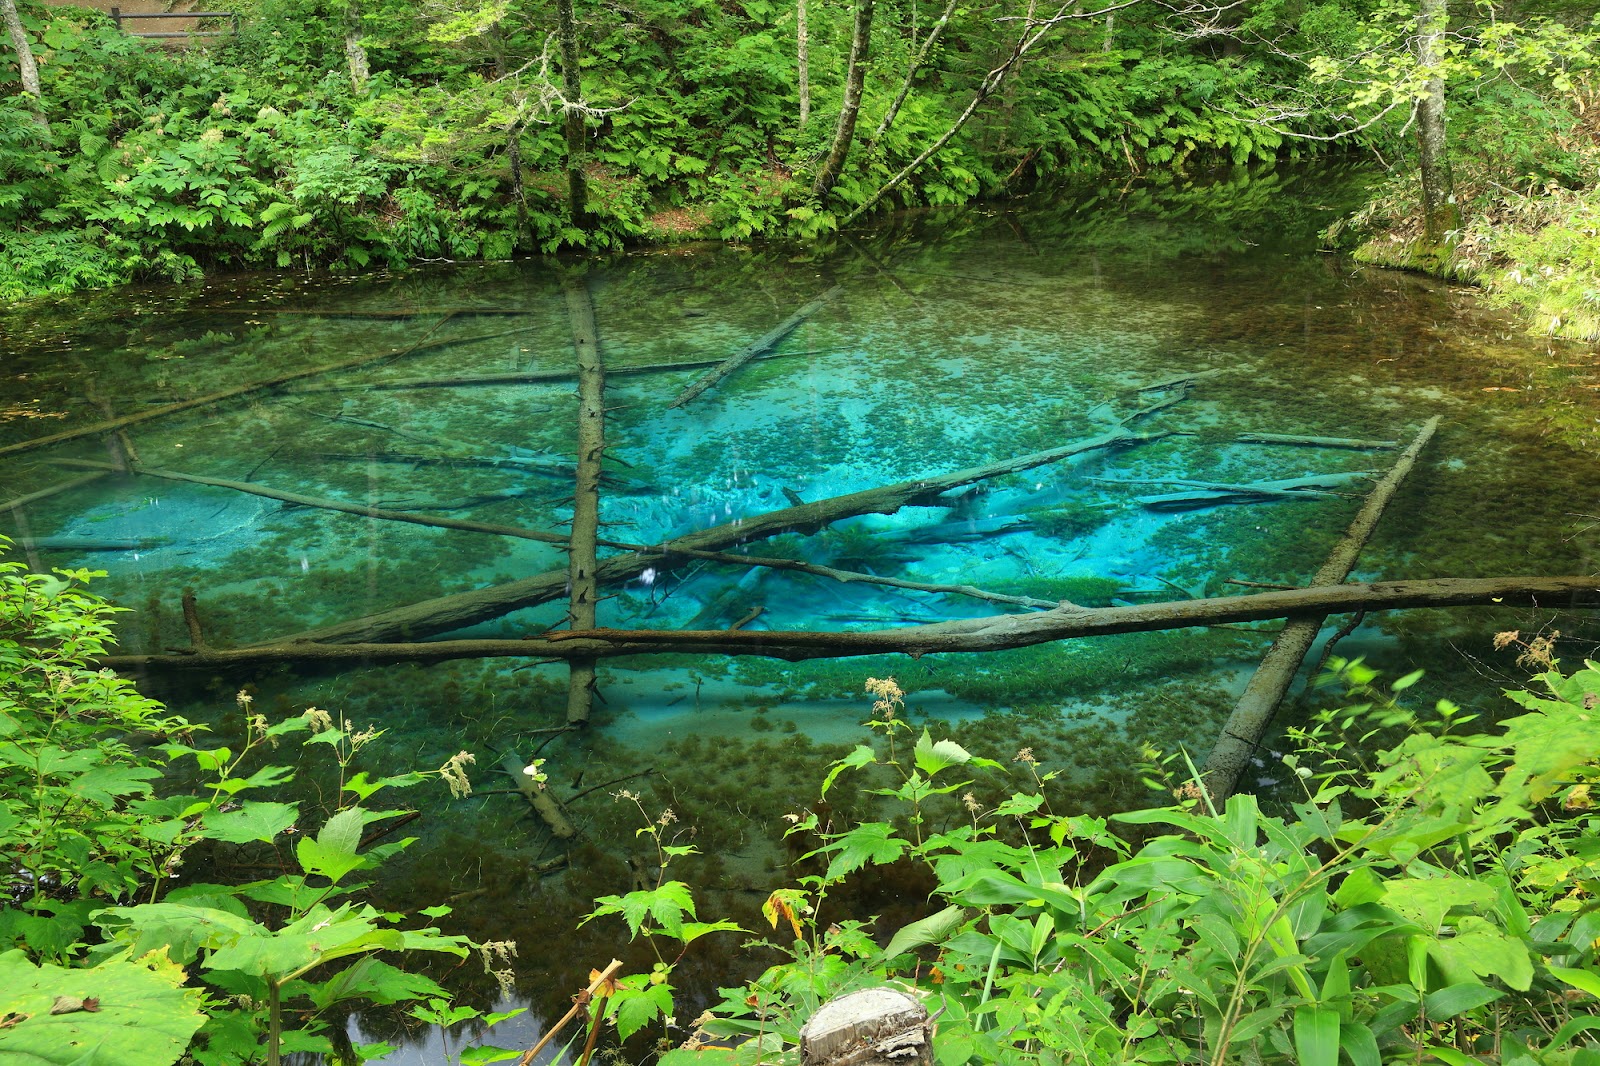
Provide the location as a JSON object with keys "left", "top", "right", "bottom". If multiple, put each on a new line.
{"left": 0, "top": 539, "right": 498, "bottom": 1064}
{"left": 0, "top": 0, "right": 1593, "bottom": 313}
{"left": 597, "top": 668, "right": 1600, "bottom": 1065}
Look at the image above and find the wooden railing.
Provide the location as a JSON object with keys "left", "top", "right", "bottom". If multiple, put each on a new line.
{"left": 108, "top": 8, "right": 239, "bottom": 38}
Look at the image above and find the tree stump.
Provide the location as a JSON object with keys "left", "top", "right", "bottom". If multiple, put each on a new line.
{"left": 799, "top": 988, "right": 932, "bottom": 1066}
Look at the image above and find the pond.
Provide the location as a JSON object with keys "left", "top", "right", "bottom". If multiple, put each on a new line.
{"left": 3, "top": 164, "right": 1598, "bottom": 1060}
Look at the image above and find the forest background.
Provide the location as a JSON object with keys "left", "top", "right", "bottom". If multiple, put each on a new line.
{"left": 0, "top": 0, "right": 1598, "bottom": 336}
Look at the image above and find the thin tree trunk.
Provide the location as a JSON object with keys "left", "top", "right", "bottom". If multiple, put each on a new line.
{"left": 50, "top": 458, "right": 572, "bottom": 545}
{"left": 555, "top": 0, "right": 589, "bottom": 227}
{"left": 870, "top": 0, "right": 959, "bottom": 146}
{"left": 563, "top": 275, "right": 605, "bottom": 725}
{"left": 0, "top": 315, "right": 478, "bottom": 461}
{"left": 812, "top": 0, "right": 876, "bottom": 198}
{"left": 797, "top": 0, "right": 811, "bottom": 125}
{"left": 344, "top": 0, "right": 370, "bottom": 92}
{"left": 2, "top": 0, "right": 46, "bottom": 130}
{"left": 668, "top": 285, "right": 841, "bottom": 408}
{"left": 1414, "top": 0, "right": 1458, "bottom": 249}
{"left": 841, "top": 3, "right": 1048, "bottom": 227}
{"left": 96, "top": 575, "right": 1600, "bottom": 671}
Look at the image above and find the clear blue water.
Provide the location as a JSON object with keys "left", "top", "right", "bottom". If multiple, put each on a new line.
{"left": 4, "top": 165, "right": 1599, "bottom": 1054}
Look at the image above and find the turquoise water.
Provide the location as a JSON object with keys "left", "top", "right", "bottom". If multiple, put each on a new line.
{"left": 4, "top": 166, "right": 1599, "bottom": 1053}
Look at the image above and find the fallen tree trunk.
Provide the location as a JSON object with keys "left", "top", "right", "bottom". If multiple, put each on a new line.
{"left": 94, "top": 575, "right": 1600, "bottom": 671}
{"left": 1201, "top": 417, "right": 1440, "bottom": 803}
{"left": 49, "top": 459, "right": 570, "bottom": 546}
{"left": 0, "top": 318, "right": 538, "bottom": 460}
{"left": 283, "top": 347, "right": 851, "bottom": 395}
{"left": 265, "top": 420, "right": 1174, "bottom": 645}
{"left": 500, "top": 752, "right": 576, "bottom": 838}
{"left": 1233, "top": 433, "right": 1397, "bottom": 450}
{"left": 564, "top": 276, "right": 605, "bottom": 726}
{"left": 668, "top": 285, "right": 843, "bottom": 408}
{"left": 622, "top": 543, "right": 1059, "bottom": 609}
{"left": 200, "top": 308, "right": 530, "bottom": 318}
{"left": 2, "top": 472, "right": 112, "bottom": 513}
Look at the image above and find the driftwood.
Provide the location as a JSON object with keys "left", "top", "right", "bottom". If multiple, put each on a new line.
{"left": 0, "top": 318, "right": 544, "bottom": 461}
{"left": 283, "top": 347, "right": 851, "bottom": 395}
{"left": 49, "top": 459, "right": 570, "bottom": 546}
{"left": 564, "top": 277, "right": 605, "bottom": 727}
{"left": 499, "top": 752, "right": 576, "bottom": 838}
{"left": 267, "top": 420, "right": 1175, "bottom": 646}
{"left": 1201, "top": 417, "right": 1441, "bottom": 804}
{"left": 668, "top": 285, "right": 843, "bottom": 408}
{"left": 1233, "top": 433, "right": 1397, "bottom": 450}
{"left": 95, "top": 575, "right": 1600, "bottom": 671}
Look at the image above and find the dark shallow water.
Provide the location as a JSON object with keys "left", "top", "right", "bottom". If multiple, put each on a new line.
{"left": 4, "top": 165, "right": 1599, "bottom": 1058}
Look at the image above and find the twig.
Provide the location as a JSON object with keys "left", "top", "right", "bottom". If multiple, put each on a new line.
{"left": 567, "top": 769, "right": 657, "bottom": 804}
{"left": 517, "top": 959, "right": 624, "bottom": 1066}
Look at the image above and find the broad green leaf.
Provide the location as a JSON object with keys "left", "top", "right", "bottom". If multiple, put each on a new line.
{"left": 297, "top": 836, "right": 366, "bottom": 884}
{"left": 318, "top": 807, "right": 368, "bottom": 857}
{"left": 1294, "top": 1007, "right": 1340, "bottom": 1066}
{"left": 821, "top": 745, "right": 876, "bottom": 798}
{"left": 200, "top": 801, "right": 298, "bottom": 844}
{"left": 1423, "top": 982, "right": 1504, "bottom": 1022}
{"left": 0, "top": 948, "right": 204, "bottom": 1066}
{"left": 1428, "top": 916, "right": 1532, "bottom": 991}
{"left": 303, "top": 956, "right": 446, "bottom": 1010}
{"left": 824, "top": 822, "right": 906, "bottom": 880}
{"left": 612, "top": 980, "right": 673, "bottom": 1041}
{"left": 1549, "top": 965, "right": 1600, "bottom": 999}
{"left": 1339, "top": 1023, "right": 1381, "bottom": 1066}
{"left": 914, "top": 730, "right": 972, "bottom": 775}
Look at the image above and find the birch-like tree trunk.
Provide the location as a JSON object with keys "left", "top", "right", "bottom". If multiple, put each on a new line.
{"left": 556, "top": 0, "right": 589, "bottom": 226}
{"left": 2, "top": 0, "right": 47, "bottom": 130}
{"left": 344, "top": 0, "right": 370, "bottom": 92}
{"left": 812, "top": 0, "right": 875, "bottom": 198}
{"left": 797, "top": 0, "right": 810, "bottom": 125}
{"left": 1414, "top": 0, "right": 1458, "bottom": 248}
{"left": 870, "top": 0, "right": 958, "bottom": 145}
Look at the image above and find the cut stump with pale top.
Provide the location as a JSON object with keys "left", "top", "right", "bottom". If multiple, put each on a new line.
{"left": 799, "top": 988, "right": 932, "bottom": 1066}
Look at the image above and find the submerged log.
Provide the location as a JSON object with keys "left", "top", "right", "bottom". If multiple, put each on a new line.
{"left": 668, "top": 285, "right": 843, "bottom": 408}
{"left": 0, "top": 318, "right": 538, "bottom": 460}
{"left": 1233, "top": 432, "right": 1397, "bottom": 450}
{"left": 266, "top": 420, "right": 1175, "bottom": 645}
{"left": 283, "top": 347, "right": 851, "bottom": 395}
{"left": 200, "top": 307, "right": 529, "bottom": 317}
{"left": 1, "top": 472, "right": 112, "bottom": 513}
{"left": 49, "top": 459, "right": 570, "bottom": 546}
{"left": 95, "top": 575, "right": 1600, "bottom": 670}
{"left": 564, "top": 276, "right": 606, "bottom": 726}
{"left": 499, "top": 752, "right": 576, "bottom": 838}
{"left": 1201, "top": 417, "right": 1440, "bottom": 804}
